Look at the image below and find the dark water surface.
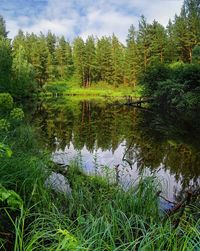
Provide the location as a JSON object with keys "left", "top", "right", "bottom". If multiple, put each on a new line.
{"left": 32, "top": 97, "right": 200, "bottom": 201}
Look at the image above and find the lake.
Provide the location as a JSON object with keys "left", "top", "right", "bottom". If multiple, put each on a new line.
{"left": 31, "top": 97, "right": 200, "bottom": 201}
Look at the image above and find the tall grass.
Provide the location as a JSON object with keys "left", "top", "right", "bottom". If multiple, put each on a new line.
{"left": 0, "top": 123, "right": 199, "bottom": 250}
{"left": 6, "top": 163, "right": 200, "bottom": 250}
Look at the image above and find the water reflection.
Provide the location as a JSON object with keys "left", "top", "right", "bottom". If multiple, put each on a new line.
{"left": 33, "top": 97, "right": 200, "bottom": 200}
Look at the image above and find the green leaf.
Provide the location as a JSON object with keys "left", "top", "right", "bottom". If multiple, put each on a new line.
{"left": 0, "top": 185, "right": 23, "bottom": 210}
{"left": 0, "top": 143, "right": 12, "bottom": 158}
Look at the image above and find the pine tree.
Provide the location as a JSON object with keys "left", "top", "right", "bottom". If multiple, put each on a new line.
{"left": 137, "top": 16, "right": 151, "bottom": 70}
{"left": 0, "top": 16, "right": 8, "bottom": 38}
{"left": 46, "top": 53, "right": 55, "bottom": 81}
{"left": 73, "top": 37, "right": 86, "bottom": 86}
{"left": 54, "top": 36, "right": 74, "bottom": 80}
{"left": 55, "top": 36, "right": 68, "bottom": 79}
{"left": 184, "top": 0, "right": 200, "bottom": 61}
{"left": 174, "top": 0, "right": 200, "bottom": 62}
{"left": 165, "top": 19, "right": 179, "bottom": 63}
{"left": 125, "top": 25, "right": 138, "bottom": 86}
{"left": 46, "top": 31, "right": 56, "bottom": 55}
{"left": 85, "top": 36, "right": 97, "bottom": 86}
{"left": 0, "top": 37, "right": 12, "bottom": 92}
{"left": 12, "top": 45, "right": 36, "bottom": 96}
{"left": 111, "top": 34, "right": 125, "bottom": 86}
{"left": 12, "top": 30, "right": 26, "bottom": 52}
{"left": 0, "top": 18, "right": 12, "bottom": 92}
{"left": 27, "top": 33, "right": 49, "bottom": 86}
{"left": 192, "top": 45, "right": 200, "bottom": 63}
{"left": 65, "top": 41, "right": 74, "bottom": 78}
{"left": 149, "top": 20, "right": 167, "bottom": 63}
{"left": 96, "top": 36, "right": 113, "bottom": 84}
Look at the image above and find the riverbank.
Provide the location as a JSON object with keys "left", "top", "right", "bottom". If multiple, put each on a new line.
{"left": 1, "top": 149, "right": 200, "bottom": 250}
{"left": 43, "top": 80, "right": 143, "bottom": 98}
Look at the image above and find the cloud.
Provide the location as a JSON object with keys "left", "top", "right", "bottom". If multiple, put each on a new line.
{"left": 80, "top": 8, "right": 138, "bottom": 43}
{"left": 1, "top": 0, "right": 184, "bottom": 43}
{"left": 139, "top": 0, "right": 183, "bottom": 24}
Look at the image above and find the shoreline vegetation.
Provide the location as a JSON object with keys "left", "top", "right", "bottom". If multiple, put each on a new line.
{"left": 0, "top": 0, "right": 200, "bottom": 249}
{"left": 42, "top": 81, "right": 143, "bottom": 99}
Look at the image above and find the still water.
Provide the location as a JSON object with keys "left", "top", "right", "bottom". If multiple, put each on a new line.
{"left": 33, "top": 97, "right": 200, "bottom": 201}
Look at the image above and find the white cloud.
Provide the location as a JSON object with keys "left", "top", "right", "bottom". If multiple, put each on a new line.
{"left": 25, "top": 19, "right": 76, "bottom": 37}
{"left": 4, "top": 0, "right": 184, "bottom": 43}
{"left": 80, "top": 9, "right": 138, "bottom": 43}
{"left": 139, "top": 0, "right": 183, "bottom": 25}
{"left": 6, "top": 20, "right": 21, "bottom": 39}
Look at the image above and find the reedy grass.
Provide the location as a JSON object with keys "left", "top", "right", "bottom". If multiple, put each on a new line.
{"left": 16, "top": 182, "right": 200, "bottom": 251}
{"left": 0, "top": 123, "right": 199, "bottom": 250}
{"left": 15, "top": 164, "right": 200, "bottom": 250}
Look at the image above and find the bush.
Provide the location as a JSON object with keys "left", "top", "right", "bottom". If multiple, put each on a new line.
{"left": 153, "top": 80, "right": 184, "bottom": 108}
{"left": 184, "top": 90, "right": 200, "bottom": 109}
{"left": 0, "top": 93, "right": 13, "bottom": 110}
{"left": 0, "top": 118, "right": 10, "bottom": 131}
{"left": 192, "top": 45, "right": 200, "bottom": 64}
{"left": 10, "top": 108, "right": 24, "bottom": 122}
{"left": 141, "top": 62, "right": 200, "bottom": 110}
{"left": 139, "top": 63, "right": 170, "bottom": 96}
{"left": 171, "top": 64, "right": 200, "bottom": 92}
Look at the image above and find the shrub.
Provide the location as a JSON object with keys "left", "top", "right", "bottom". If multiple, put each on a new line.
{"left": 192, "top": 45, "right": 200, "bottom": 64}
{"left": 0, "top": 118, "right": 10, "bottom": 131}
{"left": 0, "top": 93, "right": 13, "bottom": 110}
{"left": 10, "top": 108, "right": 24, "bottom": 122}
{"left": 153, "top": 80, "right": 184, "bottom": 108}
{"left": 139, "top": 64, "right": 170, "bottom": 96}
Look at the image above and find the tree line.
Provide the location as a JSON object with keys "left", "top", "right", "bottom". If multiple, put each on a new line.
{"left": 0, "top": 0, "right": 200, "bottom": 97}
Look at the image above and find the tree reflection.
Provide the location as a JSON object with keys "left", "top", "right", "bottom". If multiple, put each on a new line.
{"left": 32, "top": 97, "right": 200, "bottom": 192}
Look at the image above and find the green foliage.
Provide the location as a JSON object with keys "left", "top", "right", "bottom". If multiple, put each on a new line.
{"left": 173, "top": 0, "right": 200, "bottom": 62}
{"left": 10, "top": 108, "right": 24, "bottom": 122}
{"left": 0, "top": 93, "right": 13, "bottom": 110}
{"left": 54, "top": 36, "right": 74, "bottom": 80}
{"left": 0, "top": 16, "right": 8, "bottom": 38}
{"left": 73, "top": 37, "right": 86, "bottom": 86}
{"left": 0, "top": 0, "right": 199, "bottom": 97}
{"left": 0, "top": 118, "right": 10, "bottom": 131}
{"left": 141, "top": 62, "right": 200, "bottom": 109}
{"left": 18, "top": 163, "right": 199, "bottom": 250}
{"left": 174, "top": 64, "right": 200, "bottom": 91}
{"left": 0, "top": 143, "right": 12, "bottom": 158}
{"left": 192, "top": 45, "right": 200, "bottom": 63}
{"left": 111, "top": 34, "right": 125, "bottom": 86}
{"left": 96, "top": 36, "right": 114, "bottom": 84}
{"left": 0, "top": 37, "right": 12, "bottom": 92}
{"left": 12, "top": 45, "right": 36, "bottom": 97}
{"left": 125, "top": 25, "right": 138, "bottom": 86}
{"left": 184, "top": 90, "right": 200, "bottom": 108}
{"left": 57, "top": 229, "right": 79, "bottom": 250}
{"left": 0, "top": 185, "right": 23, "bottom": 210}
{"left": 85, "top": 36, "right": 97, "bottom": 86}
{"left": 139, "top": 63, "right": 170, "bottom": 95}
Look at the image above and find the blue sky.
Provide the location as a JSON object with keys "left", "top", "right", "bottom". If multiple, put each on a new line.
{"left": 0, "top": 0, "right": 183, "bottom": 43}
